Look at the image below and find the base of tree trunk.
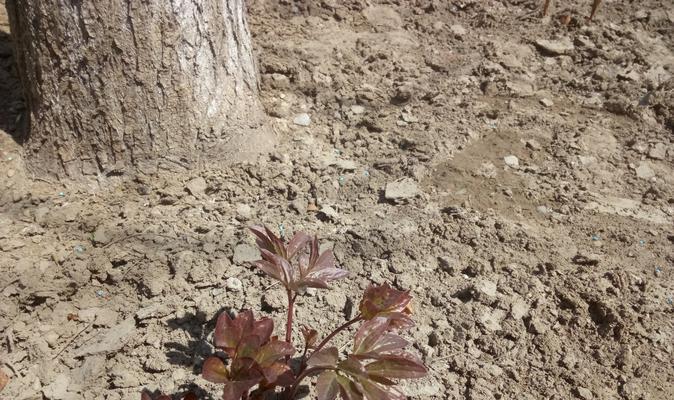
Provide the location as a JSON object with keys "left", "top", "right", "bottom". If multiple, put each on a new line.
{"left": 7, "top": 0, "right": 274, "bottom": 184}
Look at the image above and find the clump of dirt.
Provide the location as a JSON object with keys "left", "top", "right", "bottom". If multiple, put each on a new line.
{"left": 1, "top": 1, "right": 673, "bottom": 399}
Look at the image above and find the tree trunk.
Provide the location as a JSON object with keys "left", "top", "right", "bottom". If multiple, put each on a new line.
{"left": 6, "top": 0, "right": 274, "bottom": 183}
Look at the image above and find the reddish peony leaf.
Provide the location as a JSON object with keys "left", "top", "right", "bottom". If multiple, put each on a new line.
{"left": 259, "top": 361, "right": 294, "bottom": 385}
{"left": 260, "top": 249, "right": 294, "bottom": 284}
{"left": 182, "top": 393, "right": 198, "bottom": 400}
{"left": 314, "top": 248, "right": 335, "bottom": 269}
{"left": 353, "top": 318, "right": 409, "bottom": 359}
{"left": 255, "top": 338, "right": 295, "bottom": 367}
{"left": 252, "top": 318, "right": 274, "bottom": 344}
{"left": 301, "top": 326, "right": 318, "bottom": 348}
{"left": 364, "top": 354, "right": 427, "bottom": 380}
{"left": 338, "top": 356, "right": 367, "bottom": 377}
{"left": 228, "top": 357, "right": 259, "bottom": 380}
{"left": 336, "top": 374, "right": 365, "bottom": 400}
{"left": 221, "top": 379, "right": 260, "bottom": 400}
{"left": 306, "top": 267, "right": 350, "bottom": 284}
{"left": 253, "top": 259, "right": 284, "bottom": 283}
{"left": 357, "top": 379, "right": 405, "bottom": 400}
{"left": 214, "top": 311, "right": 247, "bottom": 351}
{"left": 140, "top": 391, "right": 152, "bottom": 400}
{"left": 202, "top": 356, "right": 229, "bottom": 384}
{"left": 236, "top": 335, "right": 262, "bottom": 359}
{"left": 250, "top": 226, "right": 286, "bottom": 258}
{"left": 359, "top": 284, "right": 412, "bottom": 321}
{"left": 307, "top": 347, "right": 339, "bottom": 368}
{"left": 287, "top": 232, "right": 312, "bottom": 259}
{"left": 316, "top": 371, "right": 340, "bottom": 400}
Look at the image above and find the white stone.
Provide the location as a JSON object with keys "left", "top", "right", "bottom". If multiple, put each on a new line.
{"left": 185, "top": 177, "right": 207, "bottom": 195}
{"left": 635, "top": 163, "right": 655, "bottom": 179}
{"left": 293, "top": 113, "right": 311, "bottom": 126}
{"left": 226, "top": 277, "right": 243, "bottom": 292}
{"left": 535, "top": 38, "right": 574, "bottom": 55}
{"left": 232, "top": 243, "right": 260, "bottom": 264}
{"left": 385, "top": 179, "right": 421, "bottom": 201}
{"left": 504, "top": 155, "right": 519, "bottom": 168}
{"left": 450, "top": 24, "right": 467, "bottom": 37}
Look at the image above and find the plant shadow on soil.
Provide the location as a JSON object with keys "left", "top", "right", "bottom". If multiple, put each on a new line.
{"left": 163, "top": 312, "right": 224, "bottom": 399}
{"left": 165, "top": 311, "right": 218, "bottom": 370}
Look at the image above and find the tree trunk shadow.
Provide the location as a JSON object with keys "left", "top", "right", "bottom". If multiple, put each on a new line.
{"left": 0, "top": 29, "right": 26, "bottom": 144}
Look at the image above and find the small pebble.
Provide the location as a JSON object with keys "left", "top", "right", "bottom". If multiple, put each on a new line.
{"left": 293, "top": 113, "right": 311, "bottom": 127}
{"left": 504, "top": 155, "right": 519, "bottom": 168}
{"left": 226, "top": 277, "right": 243, "bottom": 292}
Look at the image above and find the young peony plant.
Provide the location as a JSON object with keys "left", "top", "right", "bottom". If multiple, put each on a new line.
{"left": 197, "top": 226, "right": 427, "bottom": 399}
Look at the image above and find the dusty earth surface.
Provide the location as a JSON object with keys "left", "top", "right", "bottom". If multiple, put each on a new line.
{"left": 1, "top": 1, "right": 674, "bottom": 399}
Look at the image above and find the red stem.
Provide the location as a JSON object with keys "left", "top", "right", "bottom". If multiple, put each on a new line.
{"left": 287, "top": 366, "right": 336, "bottom": 399}
{"left": 285, "top": 290, "right": 296, "bottom": 360}
{"left": 304, "top": 315, "right": 362, "bottom": 366}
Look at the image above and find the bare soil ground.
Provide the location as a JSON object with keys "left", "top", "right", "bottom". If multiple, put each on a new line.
{"left": 1, "top": 1, "right": 673, "bottom": 399}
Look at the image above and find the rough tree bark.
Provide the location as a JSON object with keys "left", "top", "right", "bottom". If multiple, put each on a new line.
{"left": 6, "top": 0, "right": 274, "bottom": 183}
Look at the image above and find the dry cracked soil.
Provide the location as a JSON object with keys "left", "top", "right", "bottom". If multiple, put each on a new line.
{"left": 1, "top": 1, "right": 673, "bottom": 399}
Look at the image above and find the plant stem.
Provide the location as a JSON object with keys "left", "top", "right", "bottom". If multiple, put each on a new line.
{"left": 285, "top": 290, "right": 297, "bottom": 363}
{"left": 285, "top": 290, "right": 297, "bottom": 343}
{"left": 304, "top": 315, "right": 362, "bottom": 366}
{"left": 287, "top": 366, "right": 335, "bottom": 399}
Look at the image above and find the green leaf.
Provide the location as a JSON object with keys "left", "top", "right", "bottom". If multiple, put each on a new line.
{"left": 202, "top": 356, "right": 229, "bottom": 384}
{"left": 307, "top": 347, "right": 339, "bottom": 368}
{"left": 316, "top": 371, "right": 340, "bottom": 400}
{"left": 236, "top": 335, "right": 262, "bottom": 359}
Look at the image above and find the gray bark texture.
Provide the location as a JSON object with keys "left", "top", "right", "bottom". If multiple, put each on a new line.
{"left": 6, "top": 0, "right": 273, "bottom": 182}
